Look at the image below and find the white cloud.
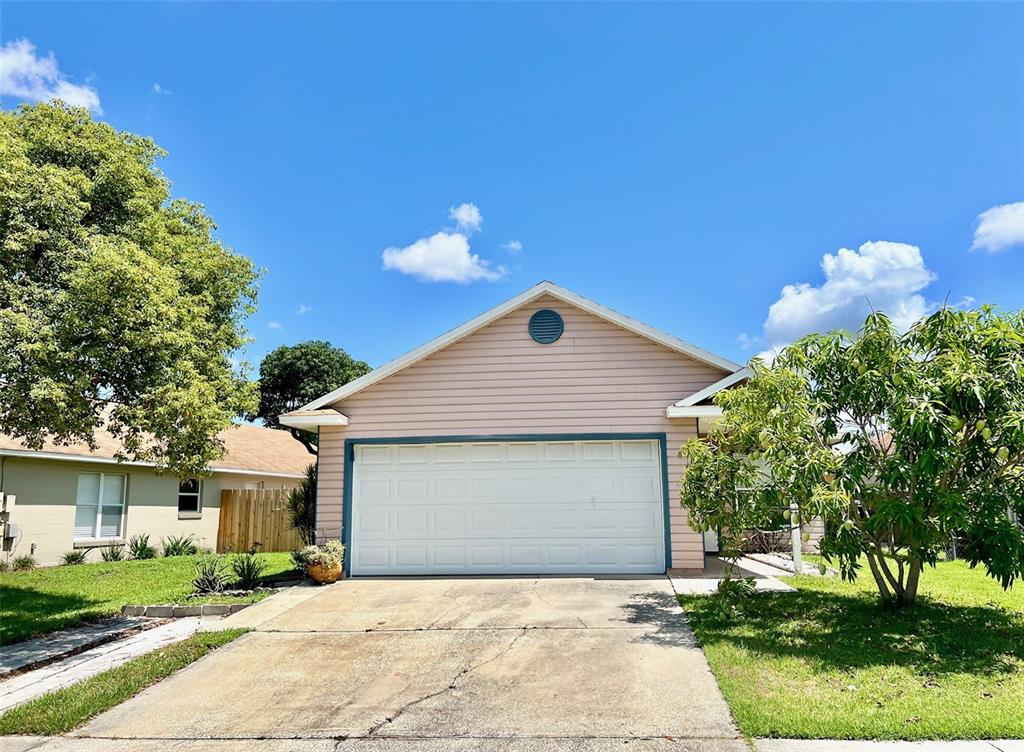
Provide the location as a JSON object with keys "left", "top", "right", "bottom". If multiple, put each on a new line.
{"left": 151, "top": 82, "right": 171, "bottom": 95}
{"left": 736, "top": 332, "right": 760, "bottom": 351}
{"left": 294, "top": 303, "right": 312, "bottom": 315}
{"left": 267, "top": 321, "right": 283, "bottom": 330}
{"left": 383, "top": 231, "right": 505, "bottom": 283}
{"left": 449, "top": 203, "right": 483, "bottom": 234}
{"left": 0, "top": 39, "right": 101, "bottom": 113}
{"left": 761, "top": 240, "right": 936, "bottom": 351}
{"left": 503, "top": 240, "right": 524, "bottom": 254}
{"left": 970, "top": 201, "right": 1024, "bottom": 253}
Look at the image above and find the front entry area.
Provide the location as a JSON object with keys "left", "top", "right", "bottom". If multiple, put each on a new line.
{"left": 348, "top": 437, "right": 668, "bottom": 575}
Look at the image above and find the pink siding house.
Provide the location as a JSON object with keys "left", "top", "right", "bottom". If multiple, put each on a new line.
{"left": 282, "top": 282, "right": 746, "bottom": 576}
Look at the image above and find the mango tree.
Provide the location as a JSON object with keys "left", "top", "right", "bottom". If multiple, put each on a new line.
{"left": 680, "top": 307, "right": 1024, "bottom": 607}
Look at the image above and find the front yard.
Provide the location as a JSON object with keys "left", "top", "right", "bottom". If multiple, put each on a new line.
{"left": 0, "top": 553, "right": 296, "bottom": 645}
{"left": 681, "top": 559, "right": 1024, "bottom": 740}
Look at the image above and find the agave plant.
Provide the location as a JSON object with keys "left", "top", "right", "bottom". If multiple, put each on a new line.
{"left": 192, "top": 554, "right": 230, "bottom": 594}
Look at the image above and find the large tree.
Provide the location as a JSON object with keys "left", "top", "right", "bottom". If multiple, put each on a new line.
{"left": 0, "top": 102, "right": 259, "bottom": 477}
{"left": 253, "top": 340, "right": 370, "bottom": 453}
{"left": 681, "top": 307, "right": 1024, "bottom": 608}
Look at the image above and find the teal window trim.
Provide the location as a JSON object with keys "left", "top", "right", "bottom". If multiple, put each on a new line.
{"left": 340, "top": 432, "right": 672, "bottom": 577}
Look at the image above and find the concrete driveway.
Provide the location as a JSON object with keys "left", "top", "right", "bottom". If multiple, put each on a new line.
{"left": 71, "top": 577, "right": 742, "bottom": 751}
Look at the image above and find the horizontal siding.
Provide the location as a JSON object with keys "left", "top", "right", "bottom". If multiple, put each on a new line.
{"left": 315, "top": 295, "right": 727, "bottom": 570}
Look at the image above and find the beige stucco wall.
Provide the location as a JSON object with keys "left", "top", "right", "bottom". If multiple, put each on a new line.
{"left": 316, "top": 294, "right": 730, "bottom": 571}
{"left": 1, "top": 457, "right": 298, "bottom": 566}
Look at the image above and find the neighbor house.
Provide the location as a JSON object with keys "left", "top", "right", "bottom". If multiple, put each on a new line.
{"left": 280, "top": 281, "right": 771, "bottom": 576}
{"left": 0, "top": 423, "right": 312, "bottom": 566}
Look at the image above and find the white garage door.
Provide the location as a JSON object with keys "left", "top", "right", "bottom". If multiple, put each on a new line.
{"left": 350, "top": 439, "right": 666, "bottom": 575}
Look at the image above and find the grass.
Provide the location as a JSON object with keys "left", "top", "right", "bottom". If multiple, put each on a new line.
{"left": 0, "top": 629, "right": 246, "bottom": 735}
{"left": 681, "top": 559, "right": 1024, "bottom": 740}
{"left": 0, "top": 553, "right": 297, "bottom": 645}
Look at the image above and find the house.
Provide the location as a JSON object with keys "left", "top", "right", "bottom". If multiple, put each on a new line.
{"left": 280, "top": 281, "right": 750, "bottom": 576}
{"left": 0, "top": 423, "right": 312, "bottom": 565}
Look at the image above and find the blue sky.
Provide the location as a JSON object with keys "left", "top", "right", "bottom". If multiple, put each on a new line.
{"left": 3, "top": 2, "right": 1023, "bottom": 370}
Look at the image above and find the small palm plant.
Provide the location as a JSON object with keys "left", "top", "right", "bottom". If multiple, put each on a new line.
{"left": 161, "top": 534, "right": 198, "bottom": 557}
{"left": 101, "top": 543, "right": 125, "bottom": 561}
{"left": 286, "top": 464, "right": 317, "bottom": 546}
{"left": 61, "top": 549, "right": 88, "bottom": 565}
{"left": 127, "top": 534, "right": 158, "bottom": 560}
{"left": 231, "top": 551, "right": 267, "bottom": 590}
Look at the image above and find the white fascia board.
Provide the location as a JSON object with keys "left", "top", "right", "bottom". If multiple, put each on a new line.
{"left": 303, "top": 281, "right": 743, "bottom": 411}
{"left": 674, "top": 367, "right": 752, "bottom": 407}
{"left": 0, "top": 449, "right": 306, "bottom": 479}
{"left": 665, "top": 405, "right": 724, "bottom": 419}
{"left": 278, "top": 412, "right": 350, "bottom": 430}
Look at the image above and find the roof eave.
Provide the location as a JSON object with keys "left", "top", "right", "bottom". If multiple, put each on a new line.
{"left": 674, "top": 367, "right": 752, "bottom": 407}
{"left": 0, "top": 448, "right": 306, "bottom": 478}
{"left": 278, "top": 411, "right": 351, "bottom": 429}
{"left": 665, "top": 405, "right": 724, "bottom": 419}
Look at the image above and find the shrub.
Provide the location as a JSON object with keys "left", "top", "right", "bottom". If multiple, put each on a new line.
{"left": 11, "top": 555, "right": 35, "bottom": 571}
{"left": 161, "top": 534, "right": 198, "bottom": 557}
{"left": 192, "top": 554, "right": 230, "bottom": 594}
{"left": 286, "top": 464, "right": 317, "bottom": 546}
{"left": 61, "top": 550, "right": 88, "bottom": 566}
{"left": 708, "top": 574, "right": 758, "bottom": 619}
{"left": 100, "top": 543, "right": 125, "bottom": 562}
{"left": 127, "top": 534, "right": 157, "bottom": 560}
{"left": 291, "top": 540, "right": 344, "bottom": 573}
{"left": 231, "top": 552, "right": 266, "bottom": 590}
{"left": 0, "top": 559, "right": 9, "bottom": 573}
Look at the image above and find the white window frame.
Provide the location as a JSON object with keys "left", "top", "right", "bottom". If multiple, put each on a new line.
{"left": 177, "top": 478, "right": 203, "bottom": 518}
{"left": 74, "top": 472, "right": 127, "bottom": 541}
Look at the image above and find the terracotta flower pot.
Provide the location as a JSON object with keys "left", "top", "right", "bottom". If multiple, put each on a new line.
{"left": 307, "top": 562, "right": 342, "bottom": 585}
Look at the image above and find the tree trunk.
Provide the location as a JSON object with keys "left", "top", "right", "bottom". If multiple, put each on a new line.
{"left": 864, "top": 548, "right": 894, "bottom": 603}
{"left": 897, "top": 558, "right": 922, "bottom": 607}
{"left": 865, "top": 547, "right": 921, "bottom": 608}
{"left": 290, "top": 428, "right": 318, "bottom": 456}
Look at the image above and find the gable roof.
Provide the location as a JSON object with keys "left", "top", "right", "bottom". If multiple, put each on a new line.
{"left": 665, "top": 367, "right": 751, "bottom": 418}
{"left": 298, "top": 281, "right": 743, "bottom": 413}
{"left": 673, "top": 367, "right": 752, "bottom": 407}
{"left": 0, "top": 423, "right": 312, "bottom": 477}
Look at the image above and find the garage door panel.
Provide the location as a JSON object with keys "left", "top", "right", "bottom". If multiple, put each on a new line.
{"left": 351, "top": 440, "right": 665, "bottom": 575}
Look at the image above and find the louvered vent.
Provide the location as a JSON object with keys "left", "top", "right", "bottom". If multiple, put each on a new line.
{"left": 528, "top": 309, "right": 564, "bottom": 344}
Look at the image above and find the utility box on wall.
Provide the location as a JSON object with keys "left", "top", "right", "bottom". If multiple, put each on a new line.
{"left": 1, "top": 492, "right": 17, "bottom": 552}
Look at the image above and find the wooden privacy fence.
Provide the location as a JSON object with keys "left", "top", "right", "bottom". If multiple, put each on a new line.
{"left": 217, "top": 489, "right": 303, "bottom": 553}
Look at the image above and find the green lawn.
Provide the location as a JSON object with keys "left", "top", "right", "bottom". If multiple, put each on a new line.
{"left": 681, "top": 560, "right": 1024, "bottom": 740}
{"left": 0, "top": 629, "right": 246, "bottom": 735}
{"left": 0, "top": 553, "right": 296, "bottom": 645}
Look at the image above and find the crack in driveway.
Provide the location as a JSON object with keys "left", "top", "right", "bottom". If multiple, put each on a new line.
{"left": 365, "top": 626, "right": 529, "bottom": 737}
{"left": 530, "top": 580, "right": 589, "bottom": 629}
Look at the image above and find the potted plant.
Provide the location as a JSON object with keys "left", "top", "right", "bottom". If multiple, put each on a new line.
{"left": 292, "top": 541, "right": 344, "bottom": 584}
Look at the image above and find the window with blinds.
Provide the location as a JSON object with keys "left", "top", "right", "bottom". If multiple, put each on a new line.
{"left": 74, "top": 473, "right": 126, "bottom": 539}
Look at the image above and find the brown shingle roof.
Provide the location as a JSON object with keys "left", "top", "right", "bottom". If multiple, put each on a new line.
{"left": 0, "top": 422, "right": 312, "bottom": 477}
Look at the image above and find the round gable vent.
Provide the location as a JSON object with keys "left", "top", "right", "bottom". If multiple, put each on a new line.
{"left": 528, "top": 309, "right": 564, "bottom": 344}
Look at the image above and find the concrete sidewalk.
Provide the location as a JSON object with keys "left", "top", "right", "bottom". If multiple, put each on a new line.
{"left": 0, "top": 617, "right": 159, "bottom": 676}
{"left": 0, "top": 618, "right": 204, "bottom": 712}
{"left": 671, "top": 555, "right": 795, "bottom": 594}
{"left": 3, "top": 736, "right": 1022, "bottom": 751}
